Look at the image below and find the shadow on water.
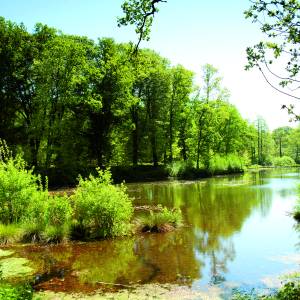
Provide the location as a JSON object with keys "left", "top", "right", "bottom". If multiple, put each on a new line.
{"left": 2, "top": 169, "right": 300, "bottom": 295}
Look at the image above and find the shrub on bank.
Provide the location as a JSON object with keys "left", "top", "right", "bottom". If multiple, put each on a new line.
{"left": 273, "top": 156, "right": 296, "bottom": 167}
{"left": 22, "top": 195, "right": 73, "bottom": 243}
{"left": 0, "top": 157, "right": 47, "bottom": 225}
{"left": 72, "top": 169, "right": 133, "bottom": 239}
{"left": 42, "top": 195, "right": 72, "bottom": 242}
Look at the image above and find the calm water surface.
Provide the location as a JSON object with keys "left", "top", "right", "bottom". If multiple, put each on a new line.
{"left": 5, "top": 169, "right": 300, "bottom": 295}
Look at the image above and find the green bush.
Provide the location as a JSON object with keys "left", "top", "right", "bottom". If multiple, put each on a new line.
{"left": 0, "top": 157, "right": 47, "bottom": 224}
{"left": 44, "top": 196, "right": 72, "bottom": 227}
{"left": 43, "top": 195, "right": 72, "bottom": 242}
{"left": 72, "top": 169, "right": 133, "bottom": 239}
{"left": 273, "top": 156, "right": 296, "bottom": 167}
{"left": 22, "top": 195, "right": 72, "bottom": 243}
{"left": 137, "top": 206, "right": 182, "bottom": 233}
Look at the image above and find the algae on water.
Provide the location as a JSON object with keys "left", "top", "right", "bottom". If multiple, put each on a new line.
{"left": 0, "top": 249, "right": 14, "bottom": 258}
{"left": 0, "top": 257, "right": 33, "bottom": 278}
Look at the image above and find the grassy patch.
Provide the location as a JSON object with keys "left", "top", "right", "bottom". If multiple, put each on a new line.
{"left": 0, "top": 224, "right": 24, "bottom": 244}
{"left": 136, "top": 206, "right": 182, "bottom": 233}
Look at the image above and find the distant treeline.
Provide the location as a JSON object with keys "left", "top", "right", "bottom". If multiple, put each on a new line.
{"left": 0, "top": 17, "right": 299, "bottom": 184}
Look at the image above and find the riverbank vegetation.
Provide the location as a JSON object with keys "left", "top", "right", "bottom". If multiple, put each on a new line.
{"left": 0, "top": 144, "right": 135, "bottom": 244}
{"left": 0, "top": 141, "right": 186, "bottom": 245}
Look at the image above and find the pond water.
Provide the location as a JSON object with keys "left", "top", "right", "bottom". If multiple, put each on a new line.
{"left": 2, "top": 169, "right": 300, "bottom": 297}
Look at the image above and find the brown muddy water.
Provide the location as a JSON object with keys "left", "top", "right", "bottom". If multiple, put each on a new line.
{"left": 2, "top": 169, "right": 300, "bottom": 298}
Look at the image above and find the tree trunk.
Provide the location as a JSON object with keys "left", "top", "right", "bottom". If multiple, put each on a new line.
{"left": 131, "top": 107, "right": 139, "bottom": 166}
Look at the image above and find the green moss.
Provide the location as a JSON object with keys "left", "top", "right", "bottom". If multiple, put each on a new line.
{"left": 0, "top": 249, "right": 14, "bottom": 257}
{"left": 0, "top": 257, "right": 33, "bottom": 278}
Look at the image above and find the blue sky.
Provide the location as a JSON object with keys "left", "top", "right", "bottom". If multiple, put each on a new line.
{"left": 1, "top": 0, "right": 297, "bottom": 129}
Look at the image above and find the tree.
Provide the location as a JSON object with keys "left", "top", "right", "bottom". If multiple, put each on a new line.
{"left": 141, "top": 51, "right": 171, "bottom": 166}
{"left": 33, "top": 34, "right": 95, "bottom": 170}
{"left": 167, "top": 65, "right": 194, "bottom": 162}
{"left": 88, "top": 39, "right": 135, "bottom": 166}
{"left": 272, "top": 126, "right": 292, "bottom": 157}
{"left": 287, "top": 126, "right": 300, "bottom": 162}
{"left": 245, "top": 0, "right": 300, "bottom": 105}
{"left": 254, "top": 117, "right": 273, "bottom": 165}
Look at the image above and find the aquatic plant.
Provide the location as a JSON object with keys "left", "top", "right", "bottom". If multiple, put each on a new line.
{"left": 137, "top": 206, "right": 182, "bottom": 233}
{"left": 72, "top": 168, "right": 133, "bottom": 239}
{"left": 0, "top": 257, "right": 33, "bottom": 279}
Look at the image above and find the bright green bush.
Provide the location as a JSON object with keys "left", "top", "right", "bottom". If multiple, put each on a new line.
{"left": 273, "top": 156, "right": 296, "bottom": 167}
{"left": 0, "top": 157, "right": 47, "bottom": 224}
{"left": 42, "top": 195, "right": 72, "bottom": 242}
{"left": 44, "top": 195, "right": 72, "bottom": 227}
{"left": 22, "top": 195, "right": 72, "bottom": 243}
{"left": 72, "top": 169, "right": 133, "bottom": 239}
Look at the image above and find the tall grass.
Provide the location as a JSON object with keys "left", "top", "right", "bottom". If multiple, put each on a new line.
{"left": 167, "top": 155, "right": 245, "bottom": 179}
{"left": 166, "top": 161, "right": 206, "bottom": 179}
{"left": 0, "top": 224, "right": 23, "bottom": 244}
{"left": 208, "top": 154, "right": 244, "bottom": 175}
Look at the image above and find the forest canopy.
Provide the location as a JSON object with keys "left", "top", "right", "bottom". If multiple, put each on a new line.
{"left": 0, "top": 17, "right": 298, "bottom": 185}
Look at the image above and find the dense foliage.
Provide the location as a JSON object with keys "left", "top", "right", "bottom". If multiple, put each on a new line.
{"left": 0, "top": 17, "right": 273, "bottom": 185}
